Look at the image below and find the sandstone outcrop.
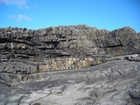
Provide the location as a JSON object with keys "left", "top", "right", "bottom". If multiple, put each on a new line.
{"left": 0, "top": 25, "right": 140, "bottom": 85}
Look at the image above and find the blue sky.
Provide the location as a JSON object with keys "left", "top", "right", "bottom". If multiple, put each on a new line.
{"left": 0, "top": 0, "right": 140, "bottom": 32}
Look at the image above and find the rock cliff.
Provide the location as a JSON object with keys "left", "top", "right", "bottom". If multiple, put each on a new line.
{"left": 0, "top": 25, "right": 140, "bottom": 85}
{"left": 0, "top": 25, "right": 140, "bottom": 105}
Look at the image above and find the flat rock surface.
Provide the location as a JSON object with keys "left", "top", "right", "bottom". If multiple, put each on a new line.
{"left": 0, "top": 59, "right": 140, "bottom": 105}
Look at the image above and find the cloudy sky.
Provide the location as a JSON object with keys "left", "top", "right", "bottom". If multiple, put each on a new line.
{"left": 0, "top": 0, "right": 140, "bottom": 32}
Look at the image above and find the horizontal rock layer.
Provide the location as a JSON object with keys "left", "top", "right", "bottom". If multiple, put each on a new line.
{"left": 0, "top": 25, "right": 140, "bottom": 85}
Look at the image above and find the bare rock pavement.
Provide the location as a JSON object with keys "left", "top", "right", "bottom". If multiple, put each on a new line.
{"left": 0, "top": 58, "right": 140, "bottom": 105}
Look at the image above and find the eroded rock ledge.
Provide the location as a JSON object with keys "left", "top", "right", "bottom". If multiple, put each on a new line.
{"left": 0, "top": 25, "right": 140, "bottom": 85}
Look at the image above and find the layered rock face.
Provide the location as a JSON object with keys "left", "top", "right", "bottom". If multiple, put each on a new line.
{"left": 0, "top": 25, "right": 140, "bottom": 85}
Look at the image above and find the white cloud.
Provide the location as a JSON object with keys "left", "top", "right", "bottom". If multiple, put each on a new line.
{"left": 9, "top": 14, "right": 32, "bottom": 22}
{"left": 0, "top": 0, "right": 38, "bottom": 9}
{"left": 0, "top": 0, "right": 27, "bottom": 8}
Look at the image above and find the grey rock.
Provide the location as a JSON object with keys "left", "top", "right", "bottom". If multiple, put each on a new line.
{"left": 0, "top": 60, "right": 140, "bottom": 105}
{"left": 0, "top": 25, "right": 140, "bottom": 85}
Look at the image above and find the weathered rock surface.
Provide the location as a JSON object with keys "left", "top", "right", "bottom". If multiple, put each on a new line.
{"left": 0, "top": 25, "right": 140, "bottom": 85}
{"left": 0, "top": 25, "right": 140, "bottom": 105}
{"left": 0, "top": 58, "right": 140, "bottom": 105}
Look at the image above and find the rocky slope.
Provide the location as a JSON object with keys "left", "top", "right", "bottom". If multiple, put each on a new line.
{"left": 0, "top": 25, "right": 140, "bottom": 86}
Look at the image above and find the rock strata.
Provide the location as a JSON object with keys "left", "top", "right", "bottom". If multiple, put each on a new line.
{"left": 0, "top": 25, "right": 140, "bottom": 105}
{"left": 0, "top": 25, "right": 140, "bottom": 85}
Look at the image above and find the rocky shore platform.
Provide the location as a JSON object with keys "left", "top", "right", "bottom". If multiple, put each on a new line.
{"left": 0, "top": 56, "right": 140, "bottom": 105}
